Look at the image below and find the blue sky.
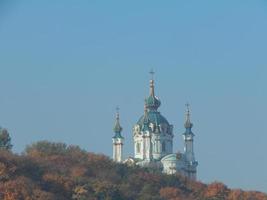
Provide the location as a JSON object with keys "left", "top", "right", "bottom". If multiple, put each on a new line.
{"left": 0, "top": 0, "right": 267, "bottom": 192}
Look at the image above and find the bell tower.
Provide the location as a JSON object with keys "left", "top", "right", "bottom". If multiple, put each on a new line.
{"left": 112, "top": 107, "right": 124, "bottom": 163}
{"left": 183, "top": 104, "right": 198, "bottom": 180}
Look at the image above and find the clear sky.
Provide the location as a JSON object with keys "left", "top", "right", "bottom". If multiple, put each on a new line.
{"left": 0, "top": 0, "right": 267, "bottom": 193}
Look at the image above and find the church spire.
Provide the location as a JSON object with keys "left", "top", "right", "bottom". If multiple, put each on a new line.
{"left": 182, "top": 103, "right": 198, "bottom": 180}
{"left": 112, "top": 106, "right": 124, "bottom": 163}
{"left": 113, "top": 107, "right": 123, "bottom": 138}
{"left": 184, "top": 103, "right": 193, "bottom": 130}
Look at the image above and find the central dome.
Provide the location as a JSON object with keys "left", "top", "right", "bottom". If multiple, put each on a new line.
{"left": 135, "top": 73, "right": 172, "bottom": 134}
{"left": 137, "top": 110, "right": 170, "bottom": 126}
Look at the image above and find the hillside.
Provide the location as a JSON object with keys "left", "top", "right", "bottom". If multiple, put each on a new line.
{"left": 0, "top": 141, "right": 266, "bottom": 200}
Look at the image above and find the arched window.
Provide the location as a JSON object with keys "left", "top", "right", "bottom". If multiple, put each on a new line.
{"left": 136, "top": 143, "right": 141, "bottom": 153}
{"left": 162, "top": 141, "right": 166, "bottom": 152}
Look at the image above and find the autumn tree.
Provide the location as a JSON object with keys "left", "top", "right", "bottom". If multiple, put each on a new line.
{"left": 160, "top": 187, "right": 184, "bottom": 200}
{"left": 25, "top": 141, "right": 68, "bottom": 157}
{"left": 204, "top": 182, "right": 230, "bottom": 200}
{"left": 0, "top": 140, "right": 266, "bottom": 200}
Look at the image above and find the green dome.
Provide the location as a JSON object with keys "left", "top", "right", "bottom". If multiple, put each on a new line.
{"left": 137, "top": 75, "right": 170, "bottom": 131}
{"left": 113, "top": 112, "right": 124, "bottom": 139}
{"left": 137, "top": 110, "right": 170, "bottom": 127}
{"left": 183, "top": 105, "right": 194, "bottom": 135}
{"left": 145, "top": 95, "right": 161, "bottom": 111}
{"left": 184, "top": 120, "right": 193, "bottom": 129}
{"left": 113, "top": 121, "right": 122, "bottom": 134}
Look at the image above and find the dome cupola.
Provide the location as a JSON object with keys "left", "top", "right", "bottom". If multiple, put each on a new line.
{"left": 145, "top": 70, "right": 161, "bottom": 111}
{"left": 113, "top": 107, "right": 124, "bottom": 138}
{"left": 136, "top": 70, "right": 172, "bottom": 135}
{"left": 184, "top": 103, "right": 194, "bottom": 135}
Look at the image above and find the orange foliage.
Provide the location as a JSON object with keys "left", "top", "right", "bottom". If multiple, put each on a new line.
{"left": 70, "top": 166, "right": 87, "bottom": 177}
{"left": 160, "top": 187, "right": 184, "bottom": 200}
{"left": 204, "top": 182, "right": 229, "bottom": 199}
{"left": 0, "top": 141, "right": 266, "bottom": 200}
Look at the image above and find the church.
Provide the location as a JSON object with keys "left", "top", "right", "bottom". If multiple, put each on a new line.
{"left": 112, "top": 72, "right": 198, "bottom": 180}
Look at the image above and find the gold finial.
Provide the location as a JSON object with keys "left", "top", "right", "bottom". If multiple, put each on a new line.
{"left": 149, "top": 69, "right": 155, "bottom": 96}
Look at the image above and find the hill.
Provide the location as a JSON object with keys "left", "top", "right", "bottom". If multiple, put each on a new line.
{"left": 0, "top": 141, "right": 266, "bottom": 200}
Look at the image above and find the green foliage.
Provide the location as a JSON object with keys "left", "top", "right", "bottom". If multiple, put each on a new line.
{"left": 0, "top": 141, "right": 265, "bottom": 200}
{"left": 0, "top": 127, "right": 12, "bottom": 151}
{"left": 25, "top": 140, "right": 68, "bottom": 156}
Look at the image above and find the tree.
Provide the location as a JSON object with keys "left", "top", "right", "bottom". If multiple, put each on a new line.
{"left": 25, "top": 141, "right": 67, "bottom": 157}
{"left": 160, "top": 187, "right": 184, "bottom": 200}
{"left": 204, "top": 182, "right": 230, "bottom": 200}
{"left": 0, "top": 139, "right": 266, "bottom": 199}
{"left": 0, "top": 128, "right": 12, "bottom": 151}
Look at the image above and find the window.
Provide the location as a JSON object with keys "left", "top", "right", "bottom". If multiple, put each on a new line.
{"left": 162, "top": 141, "right": 166, "bottom": 152}
{"left": 136, "top": 143, "right": 141, "bottom": 153}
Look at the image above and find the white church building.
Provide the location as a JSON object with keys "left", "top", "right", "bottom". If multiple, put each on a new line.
{"left": 112, "top": 72, "right": 198, "bottom": 180}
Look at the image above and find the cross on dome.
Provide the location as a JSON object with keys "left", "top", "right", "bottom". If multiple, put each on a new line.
{"left": 149, "top": 69, "right": 155, "bottom": 80}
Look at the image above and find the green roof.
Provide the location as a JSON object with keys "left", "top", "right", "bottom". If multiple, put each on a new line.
{"left": 112, "top": 132, "right": 124, "bottom": 139}
{"left": 113, "top": 114, "right": 123, "bottom": 138}
{"left": 137, "top": 110, "right": 170, "bottom": 127}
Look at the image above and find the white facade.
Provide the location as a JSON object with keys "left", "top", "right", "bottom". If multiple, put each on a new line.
{"left": 133, "top": 123, "right": 174, "bottom": 162}
{"left": 112, "top": 137, "right": 123, "bottom": 163}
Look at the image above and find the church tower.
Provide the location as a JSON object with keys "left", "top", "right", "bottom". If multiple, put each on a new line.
{"left": 112, "top": 107, "right": 124, "bottom": 163}
{"left": 133, "top": 71, "right": 174, "bottom": 166}
{"left": 183, "top": 104, "right": 198, "bottom": 180}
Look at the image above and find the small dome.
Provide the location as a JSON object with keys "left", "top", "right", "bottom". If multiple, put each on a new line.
{"left": 145, "top": 95, "right": 161, "bottom": 111}
{"left": 184, "top": 120, "right": 193, "bottom": 129}
{"left": 113, "top": 111, "right": 124, "bottom": 139}
{"left": 113, "top": 121, "right": 122, "bottom": 134}
{"left": 184, "top": 104, "right": 194, "bottom": 132}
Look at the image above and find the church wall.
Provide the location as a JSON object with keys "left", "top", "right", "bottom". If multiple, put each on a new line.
{"left": 113, "top": 138, "right": 123, "bottom": 163}
{"left": 134, "top": 134, "right": 144, "bottom": 160}
{"left": 162, "top": 160, "right": 177, "bottom": 174}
